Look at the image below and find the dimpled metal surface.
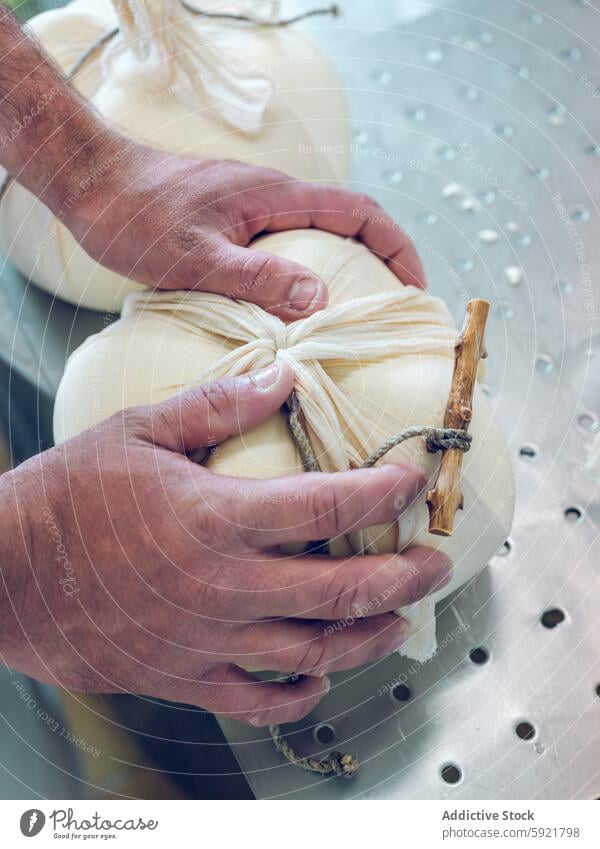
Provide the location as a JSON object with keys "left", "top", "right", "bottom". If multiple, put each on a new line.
{"left": 218, "top": 0, "right": 600, "bottom": 800}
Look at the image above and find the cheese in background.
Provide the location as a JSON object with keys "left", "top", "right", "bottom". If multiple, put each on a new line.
{"left": 0, "top": 0, "right": 350, "bottom": 311}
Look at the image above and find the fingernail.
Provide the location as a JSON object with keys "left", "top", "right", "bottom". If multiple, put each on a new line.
{"left": 289, "top": 277, "right": 324, "bottom": 312}
{"left": 432, "top": 558, "right": 454, "bottom": 592}
{"left": 389, "top": 620, "right": 410, "bottom": 653}
{"left": 248, "top": 714, "right": 264, "bottom": 727}
{"left": 390, "top": 463, "right": 428, "bottom": 511}
{"left": 350, "top": 602, "right": 366, "bottom": 619}
{"left": 406, "top": 462, "right": 428, "bottom": 491}
{"left": 321, "top": 676, "right": 331, "bottom": 695}
{"left": 250, "top": 361, "right": 282, "bottom": 391}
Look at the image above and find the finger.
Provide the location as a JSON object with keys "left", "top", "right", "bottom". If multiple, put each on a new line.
{"left": 156, "top": 663, "right": 330, "bottom": 727}
{"left": 199, "top": 241, "right": 329, "bottom": 320}
{"left": 222, "top": 546, "right": 452, "bottom": 621}
{"left": 232, "top": 462, "right": 426, "bottom": 547}
{"left": 234, "top": 613, "right": 411, "bottom": 677}
{"left": 240, "top": 181, "right": 427, "bottom": 289}
{"left": 128, "top": 360, "right": 293, "bottom": 453}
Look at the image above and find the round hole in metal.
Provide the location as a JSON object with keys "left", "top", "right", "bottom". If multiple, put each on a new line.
{"left": 469, "top": 647, "right": 489, "bottom": 665}
{"left": 578, "top": 412, "right": 599, "bottom": 432}
{"left": 515, "top": 721, "right": 536, "bottom": 741}
{"left": 504, "top": 266, "right": 523, "bottom": 286}
{"left": 392, "top": 683, "right": 411, "bottom": 702}
{"left": 541, "top": 608, "right": 565, "bottom": 629}
{"left": 406, "top": 106, "right": 427, "bottom": 122}
{"left": 494, "top": 299, "right": 515, "bottom": 319}
{"left": 456, "top": 256, "right": 474, "bottom": 272}
{"left": 313, "top": 723, "right": 335, "bottom": 746}
{"left": 531, "top": 166, "right": 549, "bottom": 179}
{"left": 535, "top": 353, "right": 554, "bottom": 374}
{"left": 441, "top": 763, "right": 462, "bottom": 784}
{"left": 496, "top": 539, "right": 513, "bottom": 557}
{"left": 565, "top": 506, "right": 583, "bottom": 523}
{"left": 558, "top": 279, "right": 573, "bottom": 294}
{"left": 595, "top": 684, "right": 600, "bottom": 699}
{"left": 570, "top": 205, "right": 590, "bottom": 222}
{"left": 352, "top": 128, "right": 369, "bottom": 145}
{"left": 519, "top": 443, "right": 538, "bottom": 460}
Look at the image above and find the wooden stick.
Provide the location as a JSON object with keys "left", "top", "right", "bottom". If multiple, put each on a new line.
{"left": 426, "top": 299, "right": 490, "bottom": 536}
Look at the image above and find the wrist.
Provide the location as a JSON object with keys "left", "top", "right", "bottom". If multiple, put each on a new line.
{"left": 58, "top": 126, "right": 147, "bottom": 244}
{"left": 41, "top": 111, "right": 127, "bottom": 225}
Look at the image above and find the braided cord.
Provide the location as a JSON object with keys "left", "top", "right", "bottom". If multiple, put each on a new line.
{"left": 360, "top": 425, "right": 472, "bottom": 468}
{"left": 284, "top": 389, "right": 472, "bottom": 475}
{"left": 268, "top": 724, "right": 359, "bottom": 779}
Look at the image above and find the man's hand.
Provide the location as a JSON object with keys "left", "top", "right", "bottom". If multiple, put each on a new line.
{"left": 66, "top": 146, "right": 426, "bottom": 319}
{"left": 0, "top": 7, "right": 425, "bottom": 319}
{"left": 0, "top": 361, "right": 451, "bottom": 727}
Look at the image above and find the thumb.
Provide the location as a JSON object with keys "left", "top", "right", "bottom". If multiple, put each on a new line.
{"left": 201, "top": 242, "right": 329, "bottom": 320}
{"left": 134, "top": 359, "right": 294, "bottom": 454}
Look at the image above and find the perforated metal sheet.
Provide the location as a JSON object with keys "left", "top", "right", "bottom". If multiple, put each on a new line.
{"left": 218, "top": 0, "right": 600, "bottom": 799}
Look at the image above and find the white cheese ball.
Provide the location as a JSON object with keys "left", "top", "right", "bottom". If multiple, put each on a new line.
{"left": 0, "top": 0, "right": 349, "bottom": 311}
{"left": 54, "top": 230, "right": 515, "bottom": 661}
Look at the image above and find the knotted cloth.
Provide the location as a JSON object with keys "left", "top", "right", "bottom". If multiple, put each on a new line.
{"left": 54, "top": 229, "right": 515, "bottom": 779}
{"left": 119, "top": 281, "right": 469, "bottom": 669}
{"left": 123, "top": 283, "right": 466, "bottom": 783}
{"left": 122, "top": 285, "right": 459, "bottom": 507}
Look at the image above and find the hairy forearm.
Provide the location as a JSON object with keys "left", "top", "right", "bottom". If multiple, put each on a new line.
{"left": 0, "top": 458, "right": 80, "bottom": 680}
{"left": 0, "top": 6, "right": 120, "bottom": 216}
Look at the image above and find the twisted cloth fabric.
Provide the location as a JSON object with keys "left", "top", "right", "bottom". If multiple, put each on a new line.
{"left": 123, "top": 285, "right": 458, "bottom": 494}
{"left": 55, "top": 230, "right": 514, "bottom": 670}
{"left": 108, "top": 0, "right": 274, "bottom": 133}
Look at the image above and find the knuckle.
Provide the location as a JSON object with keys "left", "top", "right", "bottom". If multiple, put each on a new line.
{"left": 245, "top": 163, "right": 292, "bottom": 188}
{"left": 151, "top": 405, "right": 176, "bottom": 440}
{"left": 287, "top": 636, "right": 329, "bottom": 677}
{"left": 198, "top": 380, "right": 232, "bottom": 430}
{"left": 192, "top": 495, "right": 242, "bottom": 554}
{"left": 354, "top": 191, "right": 379, "bottom": 212}
{"left": 110, "top": 406, "right": 148, "bottom": 437}
{"left": 311, "top": 483, "right": 343, "bottom": 538}
{"left": 239, "top": 251, "right": 275, "bottom": 291}
{"left": 262, "top": 165, "right": 290, "bottom": 183}
{"left": 401, "top": 560, "right": 425, "bottom": 605}
{"left": 325, "top": 566, "right": 367, "bottom": 621}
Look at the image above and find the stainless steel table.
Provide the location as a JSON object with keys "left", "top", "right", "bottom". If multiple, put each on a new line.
{"left": 1, "top": 0, "right": 599, "bottom": 801}
{"left": 219, "top": 0, "right": 600, "bottom": 800}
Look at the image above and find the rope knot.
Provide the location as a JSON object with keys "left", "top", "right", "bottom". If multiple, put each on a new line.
{"left": 424, "top": 428, "right": 472, "bottom": 454}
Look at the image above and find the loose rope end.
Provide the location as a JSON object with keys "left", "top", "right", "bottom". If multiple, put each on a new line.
{"left": 269, "top": 724, "right": 359, "bottom": 780}
{"left": 330, "top": 751, "right": 360, "bottom": 779}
